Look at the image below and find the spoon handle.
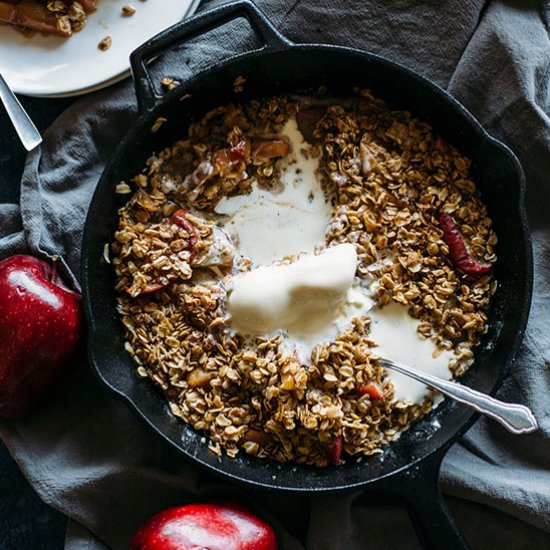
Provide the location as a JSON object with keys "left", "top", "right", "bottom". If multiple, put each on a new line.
{"left": 379, "top": 358, "right": 538, "bottom": 434}
{"left": 0, "top": 74, "right": 42, "bottom": 152}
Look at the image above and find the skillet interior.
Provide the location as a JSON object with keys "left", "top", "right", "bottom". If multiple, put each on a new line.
{"left": 82, "top": 45, "right": 532, "bottom": 492}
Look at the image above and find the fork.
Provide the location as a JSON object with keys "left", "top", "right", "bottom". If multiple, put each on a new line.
{"left": 0, "top": 73, "right": 42, "bottom": 151}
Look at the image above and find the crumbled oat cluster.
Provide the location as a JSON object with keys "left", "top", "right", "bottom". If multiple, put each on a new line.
{"left": 112, "top": 91, "right": 496, "bottom": 466}
{"left": 98, "top": 34, "right": 112, "bottom": 51}
{"left": 121, "top": 3, "right": 135, "bottom": 16}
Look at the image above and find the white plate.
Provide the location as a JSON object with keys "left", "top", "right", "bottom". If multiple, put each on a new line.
{"left": 0, "top": 0, "right": 200, "bottom": 97}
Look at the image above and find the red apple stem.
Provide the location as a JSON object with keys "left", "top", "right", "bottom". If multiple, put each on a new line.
{"left": 50, "top": 255, "right": 60, "bottom": 285}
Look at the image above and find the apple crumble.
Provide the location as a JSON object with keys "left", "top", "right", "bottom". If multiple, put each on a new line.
{"left": 111, "top": 91, "right": 497, "bottom": 466}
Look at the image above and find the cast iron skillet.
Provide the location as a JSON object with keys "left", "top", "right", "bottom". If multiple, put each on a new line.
{"left": 81, "top": 2, "right": 533, "bottom": 548}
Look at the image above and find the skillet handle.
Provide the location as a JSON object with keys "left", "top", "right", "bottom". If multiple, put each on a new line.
{"left": 378, "top": 448, "right": 469, "bottom": 550}
{"left": 130, "top": 0, "right": 290, "bottom": 113}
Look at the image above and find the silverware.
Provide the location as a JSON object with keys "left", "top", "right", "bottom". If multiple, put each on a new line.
{"left": 379, "top": 357, "right": 538, "bottom": 434}
{"left": 0, "top": 74, "right": 42, "bottom": 152}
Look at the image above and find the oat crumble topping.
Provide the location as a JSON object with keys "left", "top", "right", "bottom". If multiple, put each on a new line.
{"left": 112, "top": 91, "right": 497, "bottom": 466}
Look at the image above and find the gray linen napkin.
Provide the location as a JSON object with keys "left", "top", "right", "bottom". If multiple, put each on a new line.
{"left": 1, "top": 1, "right": 550, "bottom": 548}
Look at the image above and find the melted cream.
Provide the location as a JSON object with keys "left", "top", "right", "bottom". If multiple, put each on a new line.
{"left": 228, "top": 244, "right": 357, "bottom": 335}
{"left": 215, "top": 117, "right": 331, "bottom": 266}
{"left": 369, "top": 302, "right": 456, "bottom": 404}
{"left": 214, "top": 118, "right": 459, "bottom": 407}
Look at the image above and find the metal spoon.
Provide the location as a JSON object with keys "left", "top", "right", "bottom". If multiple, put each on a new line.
{"left": 0, "top": 74, "right": 42, "bottom": 151}
{"left": 379, "top": 357, "right": 538, "bottom": 434}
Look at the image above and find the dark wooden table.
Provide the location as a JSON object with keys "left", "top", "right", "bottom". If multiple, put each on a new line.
{"left": 0, "top": 95, "right": 75, "bottom": 550}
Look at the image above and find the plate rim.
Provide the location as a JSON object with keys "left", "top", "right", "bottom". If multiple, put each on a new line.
{"left": 18, "top": 69, "right": 131, "bottom": 98}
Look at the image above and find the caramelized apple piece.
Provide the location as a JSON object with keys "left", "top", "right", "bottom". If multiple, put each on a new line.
{"left": 359, "top": 142, "right": 378, "bottom": 175}
{"left": 251, "top": 139, "right": 289, "bottom": 163}
{"left": 439, "top": 211, "right": 492, "bottom": 275}
{"left": 0, "top": 0, "right": 68, "bottom": 36}
{"left": 193, "top": 226, "right": 235, "bottom": 269}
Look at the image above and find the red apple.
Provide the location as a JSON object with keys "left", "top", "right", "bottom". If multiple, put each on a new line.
{"left": 130, "top": 502, "right": 277, "bottom": 550}
{"left": 0, "top": 255, "right": 82, "bottom": 418}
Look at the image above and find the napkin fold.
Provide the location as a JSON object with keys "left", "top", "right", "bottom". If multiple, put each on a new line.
{"left": 1, "top": 1, "right": 550, "bottom": 548}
